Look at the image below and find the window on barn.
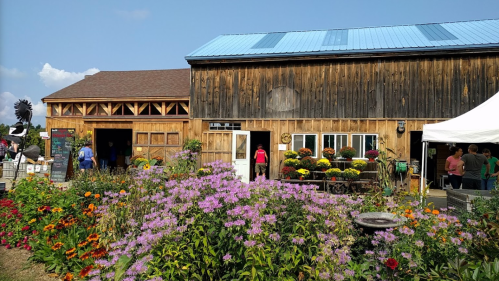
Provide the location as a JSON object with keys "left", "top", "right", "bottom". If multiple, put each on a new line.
{"left": 351, "top": 134, "right": 378, "bottom": 158}
{"left": 322, "top": 134, "right": 348, "bottom": 157}
{"left": 209, "top": 123, "right": 241, "bottom": 130}
{"left": 292, "top": 134, "right": 318, "bottom": 158}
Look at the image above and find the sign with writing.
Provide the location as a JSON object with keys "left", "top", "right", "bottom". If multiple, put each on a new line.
{"left": 50, "top": 128, "right": 75, "bottom": 182}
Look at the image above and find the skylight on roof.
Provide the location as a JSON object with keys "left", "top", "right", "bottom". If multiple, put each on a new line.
{"left": 322, "top": 29, "right": 349, "bottom": 46}
{"left": 251, "top": 33, "right": 286, "bottom": 49}
{"left": 416, "top": 24, "right": 458, "bottom": 41}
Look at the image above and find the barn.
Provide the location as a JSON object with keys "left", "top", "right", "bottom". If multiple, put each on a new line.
{"left": 42, "top": 69, "right": 190, "bottom": 169}
{"left": 185, "top": 19, "right": 499, "bottom": 186}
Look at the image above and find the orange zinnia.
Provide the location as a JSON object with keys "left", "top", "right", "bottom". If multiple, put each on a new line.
{"left": 80, "top": 252, "right": 91, "bottom": 261}
{"left": 405, "top": 209, "right": 412, "bottom": 214}
{"left": 432, "top": 210, "right": 440, "bottom": 215}
{"left": 44, "top": 224, "right": 55, "bottom": 231}
{"left": 94, "top": 194, "right": 100, "bottom": 199}
{"left": 51, "top": 242, "right": 64, "bottom": 251}
{"left": 79, "top": 265, "right": 93, "bottom": 278}
{"left": 78, "top": 241, "right": 88, "bottom": 247}
{"left": 37, "top": 206, "right": 46, "bottom": 212}
{"left": 87, "top": 233, "right": 99, "bottom": 242}
{"left": 91, "top": 247, "right": 107, "bottom": 258}
{"left": 65, "top": 248, "right": 76, "bottom": 255}
{"left": 84, "top": 192, "right": 92, "bottom": 197}
{"left": 121, "top": 180, "right": 125, "bottom": 184}
{"left": 120, "top": 190, "right": 126, "bottom": 194}
{"left": 88, "top": 204, "right": 96, "bottom": 211}
{"left": 424, "top": 208, "right": 431, "bottom": 213}
{"left": 63, "top": 272, "right": 74, "bottom": 281}
{"left": 66, "top": 253, "right": 77, "bottom": 260}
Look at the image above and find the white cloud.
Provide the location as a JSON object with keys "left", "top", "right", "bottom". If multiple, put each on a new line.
{"left": 0, "top": 92, "right": 47, "bottom": 124}
{"left": 37, "top": 63, "right": 99, "bottom": 89}
{"left": 0, "top": 65, "right": 25, "bottom": 78}
{"left": 115, "top": 9, "right": 150, "bottom": 20}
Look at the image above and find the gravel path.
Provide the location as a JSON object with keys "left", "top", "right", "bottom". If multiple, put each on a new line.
{"left": 0, "top": 247, "right": 59, "bottom": 281}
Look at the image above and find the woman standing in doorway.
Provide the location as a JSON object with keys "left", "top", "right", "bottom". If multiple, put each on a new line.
{"left": 445, "top": 146, "right": 463, "bottom": 190}
{"left": 254, "top": 144, "right": 268, "bottom": 178}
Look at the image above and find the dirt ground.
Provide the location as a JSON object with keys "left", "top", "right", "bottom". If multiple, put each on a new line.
{"left": 0, "top": 247, "right": 59, "bottom": 281}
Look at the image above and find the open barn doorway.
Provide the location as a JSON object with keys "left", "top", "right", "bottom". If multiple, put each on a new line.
{"left": 250, "top": 131, "right": 271, "bottom": 181}
{"left": 95, "top": 129, "right": 133, "bottom": 172}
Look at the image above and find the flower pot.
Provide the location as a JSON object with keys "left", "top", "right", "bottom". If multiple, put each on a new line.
{"left": 383, "top": 187, "right": 393, "bottom": 196}
{"left": 331, "top": 177, "right": 336, "bottom": 181}
{"left": 286, "top": 176, "right": 291, "bottom": 180}
{"left": 368, "top": 158, "right": 375, "bottom": 162}
{"left": 299, "top": 176, "right": 304, "bottom": 181}
{"left": 346, "top": 158, "right": 353, "bottom": 161}
{"left": 321, "top": 168, "right": 327, "bottom": 172}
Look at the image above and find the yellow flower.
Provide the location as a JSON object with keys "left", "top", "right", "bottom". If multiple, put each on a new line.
{"left": 143, "top": 163, "right": 151, "bottom": 170}
{"left": 44, "top": 224, "right": 55, "bottom": 231}
{"left": 51, "top": 242, "right": 64, "bottom": 250}
{"left": 52, "top": 207, "right": 63, "bottom": 213}
{"left": 28, "top": 219, "right": 36, "bottom": 224}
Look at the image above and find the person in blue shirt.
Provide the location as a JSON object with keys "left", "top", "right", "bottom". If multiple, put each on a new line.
{"left": 79, "top": 142, "right": 97, "bottom": 173}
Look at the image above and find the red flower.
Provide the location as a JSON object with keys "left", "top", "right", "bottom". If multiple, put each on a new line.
{"left": 386, "top": 258, "right": 398, "bottom": 270}
{"left": 11, "top": 209, "right": 18, "bottom": 215}
{"left": 1, "top": 223, "right": 5, "bottom": 228}
{"left": 45, "top": 206, "right": 51, "bottom": 212}
{"left": 22, "top": 226, "right": 29, "bottom": 231}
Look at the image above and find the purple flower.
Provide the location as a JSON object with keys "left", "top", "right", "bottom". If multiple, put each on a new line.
{"left": 460, "top": 232, "right": 473, "bottom": 240}
{"left": 344, "top": 269, "right": 355, "bottom": 277}
{"left": 458, "top": 247, "right": 468, "bottom": 254}
{"left": 450, "top": 237, "right": 462, "bottom": 245}
{"left": 427, "top": 232, "right": 435, "bottom": 237}
{"left": 401, "top": 252, "right": 412, "bottom": 259}
{"left": 415, "top": 240, "right": 424, "bottom": 247}
{"left": 244, "top": 240, "right": 256, "bottom": 247}
{"left": 223, "top": 253, "right": 232, "bottom": 261}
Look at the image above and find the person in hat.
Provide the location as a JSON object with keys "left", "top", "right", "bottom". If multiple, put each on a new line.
{"left": 253, "top": 144, "right": 268, "bottom": 178}
{"left": 79, "top": 141, "right": 97, "bottom": 173}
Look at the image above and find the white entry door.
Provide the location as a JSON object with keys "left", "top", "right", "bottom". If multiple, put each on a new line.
{"left": 232, "top": 131, "right": 251, "bottom": 183}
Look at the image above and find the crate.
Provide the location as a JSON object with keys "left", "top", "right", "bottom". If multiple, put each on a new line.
{"left": 2, "top": 161, "right": 28, "bottom": 179}
{"left": 447, "top": 189, "right": 492, "bottom": 214}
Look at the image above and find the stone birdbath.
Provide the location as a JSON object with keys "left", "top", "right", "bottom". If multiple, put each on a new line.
{"left": 355, "top": 212, "right": 407, "bottom": 230}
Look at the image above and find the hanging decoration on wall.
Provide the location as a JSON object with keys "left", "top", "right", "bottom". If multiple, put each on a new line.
{"left": 281, "top": 133, "right": 291, "bottom": 144}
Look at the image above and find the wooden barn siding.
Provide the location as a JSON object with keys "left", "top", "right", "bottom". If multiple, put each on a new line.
{"left": 192, "top": 118, "right": 441, "bottom": 180}
{"left": 45, "top": 117, "right": 187, "bottom": 159}
{"left": 190, "top": 54, "right": 499, "bottom": 119}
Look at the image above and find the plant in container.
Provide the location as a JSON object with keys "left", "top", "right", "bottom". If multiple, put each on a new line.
{"left": 281, "top": 166, "right": 297, "bottom": 179}
{"left": 197, "top": 167, "right": 212, "bottom": 177}
{"left": 325, "top": 168, "right": 341, "bottom": 181}
{"left": 283, "top": 158, "right": 300, "bottom": 168}
{"left": 322, "top": 147, "right": 336, "bottom": 160}
{"left": 343, "top": 168, "right": 360, "bottom": 180}
{"left": 300, "top": 156, "right": 317, "bottom": 171}
{"left": 339, "top": 146, "right": 356, "bottom": 160}
{"left": 298, "top": 148, "right": 313, "bottom": 158}
{"left": 365, "top": 150, "right": 379, "bottom": 161}
{"left": 284, "top": 150, "right": 299, "bottom": 159}
{"left": 316, "top": 159, "right": 331, "bottom": 171}
{"left": 296, "top": 168, "right": 310, "bottom": 180}
{"left": 351, "top": 159, "right": 367, "bottom": 171}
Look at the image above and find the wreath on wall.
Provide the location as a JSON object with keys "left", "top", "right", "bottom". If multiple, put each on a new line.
{"left": 281, "top": 133, "right": 291, "bottom": 144}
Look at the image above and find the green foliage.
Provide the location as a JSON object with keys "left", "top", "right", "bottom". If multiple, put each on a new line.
{"left": 183, "top": 138, "right": 202, "bottom": 153}
{"left": 300, "top": 156, "right": 317, "bottom": 170}
{"left": 351, "top": 160, "right": 367, "bottom": 171}
{"left": 0, "top": 123, "right": 46, "bottom": 155}
{"left": 283, "top": 150, "right": 298, "bottom": 159}
{"left": 283, "top": 158, "right": 300, "bottom": 168}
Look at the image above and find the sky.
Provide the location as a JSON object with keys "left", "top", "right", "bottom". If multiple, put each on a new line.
{"left": 1, "top": 0, "right": 498, "bottom": 127}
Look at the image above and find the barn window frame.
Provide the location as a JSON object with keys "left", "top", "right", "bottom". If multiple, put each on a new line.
{"left": 292, "top": 134, "right": 318, "bottom": 158}
{"left": 351, "top": 134, "right": 378, "bottom": 159}
{"left": 322, "top": 133, "right": 348, "bottom": 158}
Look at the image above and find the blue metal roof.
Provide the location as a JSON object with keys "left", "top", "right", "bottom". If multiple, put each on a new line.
{"left": 186, "top": 19, "right": 499, "bottom": 61}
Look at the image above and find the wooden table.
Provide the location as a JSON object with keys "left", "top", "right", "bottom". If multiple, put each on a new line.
{"left": 279, "top": 178, "right": 377, "bottom": 194}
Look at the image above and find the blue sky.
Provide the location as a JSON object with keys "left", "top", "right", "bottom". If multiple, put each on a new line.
{"left": 1, "top": 0, "right": 498, "bottom": 126}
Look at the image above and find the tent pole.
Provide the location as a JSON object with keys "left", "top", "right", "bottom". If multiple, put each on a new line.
{"left": 420, "top": 141, "right": 427, "bottom": 198}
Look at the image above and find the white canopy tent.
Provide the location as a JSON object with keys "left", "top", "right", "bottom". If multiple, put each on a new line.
{"left": 420, "top": 91, "right": 499, "bottom": 193}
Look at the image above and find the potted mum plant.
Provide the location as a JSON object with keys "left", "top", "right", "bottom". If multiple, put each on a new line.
{"left": 351, "top": 159, "right": 367, "bottom": 171}
{"left": 325, "top": 168, "right": 341, "bottom": 181}
{"left": 296, "top": 168, "right": 310, "bottom": 180}
{"left": 316, "top": 159, "right": 332, "bottom": 171}
{"left": 322, "top": 147, "right": 336, "bottom": 160}
{"left": 339, "top": 146, "right": 356, "bottom": 161}
{"left": 298, "top": 148, "right": 313, "bottom": 158}
{"left": 283, "top": 158, "right": 301, "bottom": 168}
{"left": 284, "top": 150, "right": 299, "bottom": 159}
{"left": 300, "top": 156, "right": 317, "bottom": 171}
{"left": 343, "top": 168, "right": 360, "bottom": 180}
{"left": 365, "top": 150, "right": 379, "bottom": 162}
{"left": 281, "top": 166, "right": 297, "bottom": 179}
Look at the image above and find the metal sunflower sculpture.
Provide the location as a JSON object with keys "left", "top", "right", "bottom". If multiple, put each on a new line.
{"left": 14, "top": 99, "right": 33, "bottom": 122}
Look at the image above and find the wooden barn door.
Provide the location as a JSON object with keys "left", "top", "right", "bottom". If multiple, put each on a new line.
{"left": 232, "top": 131, "right": 250, "bottom": 183}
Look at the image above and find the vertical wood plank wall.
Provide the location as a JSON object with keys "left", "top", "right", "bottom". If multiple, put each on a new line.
{"left": 192, "top": 118, "right": 443, "bottom": 180}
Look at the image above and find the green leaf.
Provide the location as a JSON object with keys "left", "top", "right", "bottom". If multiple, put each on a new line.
{"left": 252, "top": 267, "right": 256, "bottom": 279}
{"left": 115, "top": 254, "right": 132, "bottom": 281}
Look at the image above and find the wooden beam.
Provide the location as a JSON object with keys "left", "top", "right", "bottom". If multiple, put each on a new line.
{"left": 42, "top": 97, "right": 189, "bottom": 103}
{"left": 166, "top": 102, "right": 176, "bottom": 114}
{"left": 134, "top": 102, "right": 138, "bottom": 116}
{"left": 108, "top": 103, "right": 112, "bottom": 116}
{"left": 112, "top": 103, "right": 122, "bottom": 114}
{"left": 74, "top": 103, "right": 84, "bottom": 115}
{"left": 86, "top": 103, "right": 96, "bottom": 114}
{"left": 99, "top": 103, "right": 109, "bottom": 115}
{"left": 125, "top": 103, "right": 134, "bottom": 113}
{"left": 179, "top": 102, "right": 189, "bottom": 113}
{"left": 152, "top": 103, "right": 161, "bottom": 114}
{"left": 63, "top": 104, "right": 72, "bottom": 115}
{"left": 161, "top": 102, "right": 166, "bottom": 116}
{"left": 83, "top": 103, "right": 87, "bottom": 116}
{"left": 139, "top": 103, "right": 148, "bottom": 114}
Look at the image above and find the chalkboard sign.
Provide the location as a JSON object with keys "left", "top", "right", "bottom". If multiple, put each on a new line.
{"left": 50, "top": 128, "right": 75, "bottom": 182}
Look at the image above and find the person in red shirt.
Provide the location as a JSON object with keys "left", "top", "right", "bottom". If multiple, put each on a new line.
{"left": 253, "top": 144, "right": 268, "bottom": 178}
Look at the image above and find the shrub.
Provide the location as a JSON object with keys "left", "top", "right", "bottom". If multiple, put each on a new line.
{"left": 183, "top": 138, "right": 202, "bottom": 153}
{"left": 343, "top": 168, "right": 360, "bottom": 179}
{"left": 283, "top": 158, "right": 300, "bottom": 168}
{"left": 340, "top": 146, "right": 356, "bottom": 159}
{"left": 300, "top": 156, "right": 317, "bottom": 170}
{"left": 365, "top": 149, "right": 379, "bottom": 159}
{"left": 281, "top": 166, "right": 297, "bottom": 178}
{"left": 351, "top": 160, "right": 367, "bottom": 171}
{"left": 317, "top": 158, "right": 332, "bottom": 169}
{"left": 197, "top": 167, "right": 212, "bottom": 177}
{"left": 322, "top": 147, "right": 336, "bottom": 159}
{"left": 298, "top": 148, "right": 312, "bottom": 158}
{"left": 296, "top": 168, "right": 310, "bottom": 178}
{"left": 283, "top": 150, "right": 298, "bottom": 159}
{"left": 325, "top": 168, "right": 342, "bottom": 178}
